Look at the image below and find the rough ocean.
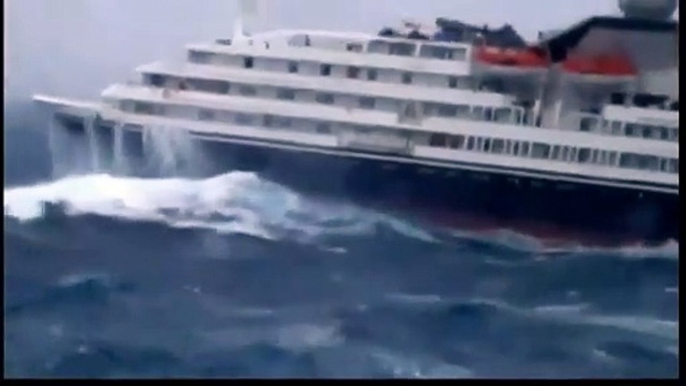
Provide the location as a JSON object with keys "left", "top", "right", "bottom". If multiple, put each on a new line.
{"left": 3, "top": 101, "right": 679, "bottom": 379}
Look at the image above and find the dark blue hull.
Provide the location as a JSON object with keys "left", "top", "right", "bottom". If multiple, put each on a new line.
{"left": 53, "top": 118, "right": 679, "bottom": 246}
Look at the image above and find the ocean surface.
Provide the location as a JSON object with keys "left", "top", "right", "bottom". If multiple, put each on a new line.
{"left": 3, "top": 103, "right": 679, "bottom": 379}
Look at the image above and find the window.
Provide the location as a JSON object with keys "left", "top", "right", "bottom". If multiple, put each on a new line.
{"left": 577, "top": 148, "right": 592, "bottom": 163}
{"left": 659, "top": 126, "right": 670, "bottom": 140}
{"left": 277, "top": 88, "right": 296, "bottom": 100}
{"left": 667, "top": 158, "right": 679, "bottom": 174}
{"left": 483, "top": 108, "right": 494, "bottom": 121}
{"left": 316, "top": 93, "right": 335, "bottom": 105}
{"left": 625, "top": 123, "right": 641, "bottom": 137}
{"left": 239, "top": 85, "right": 257, "bottom": 96}
{"left": 531, "top": 143, "right": 550, "bottom": 159}
{"left": 402, "top": 72, "right": 413, "bottom": 85}
{"left": 520, "top": 142, "right": 530, "bottom": 157}
{"left": 346, "top": 43, "right": 363, "bottom": 52}
{"left": 273, "top": 116, "right": 292, "bottom": 128}
{"left": 437, "top": 104, "right": 457, "bottom": 117}
{"left": 642, "top": 125, "right": 655, "bottom": 139}
{"left": 608, "top": 152, "right": 618, "bottom": 166}
{"left": 187, "top": 79, "right": 230, "bottom": 94}
{"left": 466, "top": 136, "right": 476, "bottom": 150}
{"left": 455, "top": 105, "right": 471, "bottom": 118}
{"left": 448, "top": 76, "right": 458, "bottom": 89}
{"left": 429, "top": 133, "right": 448, "bottom": 147}
{"left": 512, "top": 141, "right": 520, "bottom": 156}
{"left": 288, "top": 62, "right": 299, "bottom": 73}
{"left": 610, "top": 121, "right": 623, "bottom": 135}
{"left": 419, "top": 45, "right": 465, "bottom": 60}
{"left": 320, "top": 64, "right": 332, "bottom": 76}
{"left": 316, "top": 122, "right": 332, "bottom": 134}
{"left": 483, "top": 138, "right": 491, "bottom": 152}
{"left": 367, "top": 69, "right": 378, "bottom": 81}
{"left": 347, "top": 66, "right": 361, "bottom": 79}
{"left": 449, "top": 135, "right": 465, "bottom": 149}
{"left": 389, "top": 42, "right": 415, "bottom": 57}
{"left": 568, "top": 147, "right": 577, "bottom": 162}
{"left": 359, "top": 97, "right": 375, "bottom": 109}
{"left": 580, "top": 117, "right": 596, "bottom": 132}
{"left": 402, "top": 102, "right": 419, "bottom": 120}
{"left": 670, "top": 128, "right": 678, "bottom": 141}
{"left": 551, "top": 146, "right": 560, "bottom": 160}
{"left": 188, "top": 50, "right": 214, "bottom": 64}
{"left": 236, "top": 114, "right": 254, "bottom": 125}
{"left": 134, "top": 102, "right": 157, "bottom": 115}
{"left": 198, "top": 109, "right": 215, "bottom": 121}
{"left": 492, "top": 139, "right": 505, "bottom": 154}
{"left": 148, "top": 74, "right": 165, "bottom": 87}
{"left": 263, "top": 115, "right": 274, "bottom": 127}
{"left": 243, "top": 56, "right": 254, "bottom": 69}
{"left": 494, "top": 108, "right": 512, "bottom": 123}
{"left": 471, "top": 106, "right": 484, "bottom": 120}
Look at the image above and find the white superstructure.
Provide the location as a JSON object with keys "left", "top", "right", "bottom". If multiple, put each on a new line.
{"left": 34, "top": 0, "right": 679, "bottom": 194}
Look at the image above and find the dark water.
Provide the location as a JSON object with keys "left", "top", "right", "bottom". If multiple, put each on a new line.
{"left": 3, "top": 103, "right": 679, "bottom": 379}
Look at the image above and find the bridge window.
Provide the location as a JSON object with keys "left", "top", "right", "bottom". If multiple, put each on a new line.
{"left": 134, "top": 102, "right": 159, "bottom": 115}
{"left": 402, "top": 72, "right": 413, "bottom": 85}
{"left": 367, "top": 69, "right": 378, "bottom": 81}
{"left": 288, "top": 62, "right": 299, "bottom": 73}
{"left": 243, "top": 56, "right": 254, "bottom": 69}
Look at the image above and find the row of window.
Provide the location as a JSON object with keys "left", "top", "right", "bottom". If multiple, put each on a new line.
{"left": 580, "top": 117, "right": 678, "bottom": 142}
{"left": 428, "top": 133, "right": 678, "bottom": 174}
{"left": 188, "top": 51, "right": 473, "bottom": 90}
{"left": 123, "top": 99, "right": 677, "bottom": 176}
{"left": 144, "top": 74, "right": 521, "bottom": 124}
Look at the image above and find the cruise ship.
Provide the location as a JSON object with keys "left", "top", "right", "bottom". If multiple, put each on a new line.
{"left": 33, "top": 0, "right": 679, "bottom": 245}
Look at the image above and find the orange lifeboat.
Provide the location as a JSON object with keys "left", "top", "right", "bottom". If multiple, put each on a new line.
{"left": 562, "top": 54, "right": 636, "bottom": 76}
{"left": 475, "top": 46, "right": 548, "bottom": 68}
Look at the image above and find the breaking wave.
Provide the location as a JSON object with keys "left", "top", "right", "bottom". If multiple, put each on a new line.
{"left": 3, "top": 172, "right": 437, "bottom": 244}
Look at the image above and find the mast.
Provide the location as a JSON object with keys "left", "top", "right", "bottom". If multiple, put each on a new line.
{"left": 233, "top": 0, "right": 264, "bottom": 42}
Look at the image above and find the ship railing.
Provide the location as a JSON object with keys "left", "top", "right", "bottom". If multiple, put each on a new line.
{"left": 336, "top": 130, "right": 414, "bottom": 156}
